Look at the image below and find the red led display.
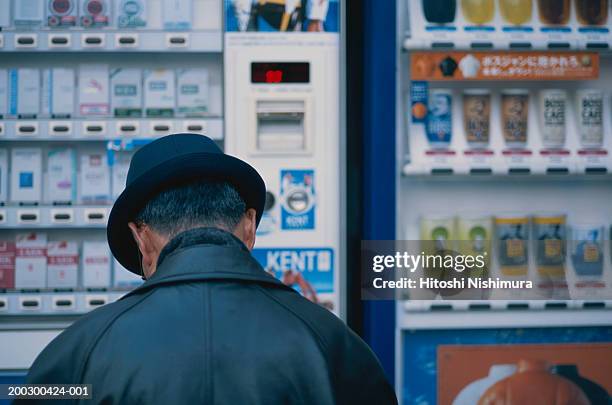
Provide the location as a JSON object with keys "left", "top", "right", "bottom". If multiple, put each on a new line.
{"left": 251, "top": 62, "right": 310, "bottom": 84}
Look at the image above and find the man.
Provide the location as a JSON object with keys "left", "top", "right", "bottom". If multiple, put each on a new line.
{"left": 23, "top": 134, "right": 397, "bottom": 404}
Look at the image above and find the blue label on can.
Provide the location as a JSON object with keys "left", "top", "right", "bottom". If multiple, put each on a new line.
{"left": 426, "top": 91, "right": 452, "bottom": 145}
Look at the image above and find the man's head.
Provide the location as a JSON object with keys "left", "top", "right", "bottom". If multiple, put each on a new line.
{"left": 127, "top": 181, "right": 257, "bottom": 279}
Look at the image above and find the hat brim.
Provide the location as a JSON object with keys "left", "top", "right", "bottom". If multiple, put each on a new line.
{"left": 107, "top": 152, "right": 266, "bottom": 274}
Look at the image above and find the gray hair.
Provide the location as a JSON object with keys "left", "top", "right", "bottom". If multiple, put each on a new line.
{"left": 134, "top": 181, "right": 246, "bottom": 238}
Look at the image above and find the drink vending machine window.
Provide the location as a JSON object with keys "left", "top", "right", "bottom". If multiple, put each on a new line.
{"left": 0, "top": 0, "right": 343, "bottom": 378}
{"left": 393, "top": 1, "right": 612, "bottom": 404}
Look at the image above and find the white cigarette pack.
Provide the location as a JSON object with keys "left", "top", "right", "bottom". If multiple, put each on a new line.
{"left": 9, "top": 69, "right": 40, "bottom": 118}
{"left": 111, "top": 152, "right": 131, "bottom": 199}
{"left": 82, "top": 241, "right": 111, "bottom": 288}
{"left": 0, "top": 0, "right": 11, "bottom": 27}
{"left": 144, "top": 69, "right": 176, "bottom": 117}
{"left": 116, "top": 0, "right": 146, "bottom": 28}
{"left": 47, "top": 148, "right": 76, "bottom": 204}
{"left": 78, "top": 65, "right": 110, "bottom": 117}
{"left": 0, "top": 69, "right": 8, "bottom": 118}
{"left": 42, "top": 68, "right": 75, "bottom": 118}
{"left": 110, "top": 68, "right": 142, "bottom": 117}
{"left": 0, "top": 149, "right": 7, "bottom": 204}
{"left": 10, "top": 148, "right": 42, "bottom": 204}
{"left": 47, "top": 241, "right": 78, "bottom": 288}
{"left": 113, "top": 258, "right": 142, "bottom": 288}
{"left": 177, "top": 68, "right": 209, "bottom": 117}
{"left": 80, "top": 153, "right": 110, "bottom": 203}
{"left": 13, "top": 0, "right": 44, "bottom": 27}
{"left": 15, "top": 233, "right": 48, "bottom": 289}
{"left": 163, "top": 0, "right": 192, "bottom": 30}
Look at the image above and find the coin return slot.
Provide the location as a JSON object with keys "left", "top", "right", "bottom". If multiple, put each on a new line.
{"left": 187, "top": 124, "right": 203, "bottom": 131}
{"left": 154, "top": 125, "right": 170, "bottom": 131}
{"left": 256, "top": 101, "right": 305, "bottom": 152}
{"left": 88, "top": 298, "right": 106, "bottom": 306}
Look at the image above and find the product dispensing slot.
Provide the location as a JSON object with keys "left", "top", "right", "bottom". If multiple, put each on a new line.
{"left": 256, "top": 101, "right": 306, "bottom": 152}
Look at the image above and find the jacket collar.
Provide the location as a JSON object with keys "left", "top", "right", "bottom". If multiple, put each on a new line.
{"left": 123, "top": 227, "right": 291, "bottom": 298}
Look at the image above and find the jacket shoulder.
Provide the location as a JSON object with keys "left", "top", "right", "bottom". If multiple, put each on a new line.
{"left": 26, "top": 292, "right": 152, "bottom": 384}
{"left": 258, "top": 286, "right": 397, "bottom": 404}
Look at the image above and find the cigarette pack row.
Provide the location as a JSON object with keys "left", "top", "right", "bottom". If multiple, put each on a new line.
{"left": 0, "top": 233, "right": 141, "bottom": 290}
{"left": 0, "top": 66, "right": 209, "bottom": 119}
{"left": 0, "top": 147, "right": 130, "bottom": 205}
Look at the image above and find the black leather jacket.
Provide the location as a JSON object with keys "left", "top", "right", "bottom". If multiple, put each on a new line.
{"left": 22, "top": 228, "right": 397, "bottom": 405}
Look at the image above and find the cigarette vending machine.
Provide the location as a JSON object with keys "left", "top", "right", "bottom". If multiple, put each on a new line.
{"left": 0, "top": 0, "right": 343, "bottom": 381}
{"left": 363, "top": 1, "right": 612, "bottom": 403}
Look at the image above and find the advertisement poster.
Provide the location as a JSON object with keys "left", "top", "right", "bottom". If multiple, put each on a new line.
{"left": 225, "top": 0, "right": 339, "bottom": 32}
{"left": 401, "top": 327, "right": 612, "bottom": 405}
{"left": 252, "top": 247, "right": 334, "bottom": 300}
{"left": 280, "top": 169, "right": 315, "bottom": 230}
{"left": 438, "top": 343, "right": 612, "bottom": 405}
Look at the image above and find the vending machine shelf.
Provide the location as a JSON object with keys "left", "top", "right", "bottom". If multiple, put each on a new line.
{"left": 0, "top": 118, "right": 223, "bottom": 141}
{"left": 399, "top": 300, "right": 612, "bottom": 329}
{"left": 0, "top": 206, "right": 111, "bottom": 229}
{"left": 0, "top": 31, "right": 223, "bottom": 53}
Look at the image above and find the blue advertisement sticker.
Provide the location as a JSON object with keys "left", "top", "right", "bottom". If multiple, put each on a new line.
{"left": 252, "top": 247, "right": 334, "bottom": 295}
{"left": 280, "top": 169, "right": 315, "bottom": 230}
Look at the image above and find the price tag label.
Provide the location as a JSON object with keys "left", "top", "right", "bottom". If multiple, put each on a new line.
{"left": 426, "top": 149, "right": 456, "bottom": 173}
{"left": 503, "top": 149, "right": 532, "bottom": 172}
{"left": 577, "top": 149, "right": 608, "bottom": 172}
{"left": 540, "top": 149, "right": 571, "bottom": 171}
{"left": 464, "top": 149, "right": 494, "bottom": 169}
